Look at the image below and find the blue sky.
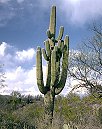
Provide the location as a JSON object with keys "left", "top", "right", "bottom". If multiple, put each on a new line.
{"left": 0, "top": 0, "right": 102, "bottom": 96}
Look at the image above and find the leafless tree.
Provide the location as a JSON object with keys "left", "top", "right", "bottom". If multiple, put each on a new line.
{"left": 68, "top": 24, "right": 102, "bottom": 97}
{"left": 0, "top": 64, "right": 6, "bottom": 88}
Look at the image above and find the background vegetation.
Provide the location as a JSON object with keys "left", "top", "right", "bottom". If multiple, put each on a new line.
{"left": 0, "top": 92, "right": 102, "bottom": 129}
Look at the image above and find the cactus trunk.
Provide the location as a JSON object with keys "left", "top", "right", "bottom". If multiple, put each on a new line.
{"left": 44, "top": 91, "right": 55, "bottom": 128}
{"left": 36, "top": 6, "right": 69, "bottom": 128}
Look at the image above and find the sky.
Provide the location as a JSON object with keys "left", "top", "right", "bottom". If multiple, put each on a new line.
{"left": 0, "top": 0, "right": 102, "bottom": 96}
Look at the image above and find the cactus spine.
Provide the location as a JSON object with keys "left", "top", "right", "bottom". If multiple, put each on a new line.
{"left": 36, "top": 6, "right": 69, "bottom": 128}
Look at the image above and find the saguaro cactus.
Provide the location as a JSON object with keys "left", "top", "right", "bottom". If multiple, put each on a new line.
{"left": 36, "top": 6, "right": 69, "bottom": 128}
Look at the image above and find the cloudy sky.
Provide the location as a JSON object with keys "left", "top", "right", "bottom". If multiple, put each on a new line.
{"left": 0, "top": 0, "right": 102, "bottom": 96}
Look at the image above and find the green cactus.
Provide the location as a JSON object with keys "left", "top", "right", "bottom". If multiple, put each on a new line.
{"left": 36, "top": 6, "right": 69, "bottom": 128}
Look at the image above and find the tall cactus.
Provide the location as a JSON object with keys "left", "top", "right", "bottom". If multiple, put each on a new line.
{"left": 36, "top": 6, "right": 69, "bottom": 128}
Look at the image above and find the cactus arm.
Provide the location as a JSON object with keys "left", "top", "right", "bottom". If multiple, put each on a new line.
{"left": 49, "top": 6, "right": 56, "bottom": 38}
{"left": 51, "top": 47, "right": 57, "bottom": 87}
{"left": 44, "top": 40, "right": 51, "bottom": 88}
{"left": 55, "top": 60, "right": 60, "bottom": 84}
{"left": 46, "top": 61, "right": 51, "bottom": 88}
{"left": 64, "top": 35, "right": 69, "bottom": 51}
{"left": 36, "top": 47, "right": 46, "bottom": 94}
{"left": 58, "top": 40, "right": 62, "bottom": 48}
{"left": 55, "top": 36, "right": 69, "bottom": 95}
{"left": 60, "top": 40, "right": 64, "bottom": 51}
{"left": 49, "top": 39, "right": 55, "bottom": 49}
{"left": 45, "top": 40, "right": 51, "bottom": 57}
{"left": 56, "top": 40, "right": 64, "bottom": 61}
{"left": 46, "top": 29, "right": 52, "bottom": 39}
{"left": 57, "top": 26, "right": 64, "bottom": 41}
{"left": 42, "top": 48, "right": 49, "bottom": 61}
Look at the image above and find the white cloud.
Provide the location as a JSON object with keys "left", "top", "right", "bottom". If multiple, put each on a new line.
{"left": 0, "top": 42, "right": 7, "bottom": 56}
{"left": 0, "top": 42, "right": 36, "bottom": 69}
{"left": 0, "top": 0, "right": 24, "bottom": 3}
{"left": 70, "top": 0, "right": 80, "bottom": 2}
{"left": 17, "top": 0, "right": 24, "bottom": 3}
{"left": 4, "top": 66, "right": 39, "bottom": 95}
{"left": 0, "top": 42, "right": 16, "bottom": 69}
{"left": 1, "top": 65, "right": 47, "bottom": 96}
{"left": 15, "top": 48, "right": 35, "bottom": 61}
{"left": 60, "top": 0, "right": 102, "bottom": 25}
{"left": 0, "top": 0, "right": 10, "bottom": 3}
{"left": 0, "top": 42, "right": 48, "bottom": 96}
